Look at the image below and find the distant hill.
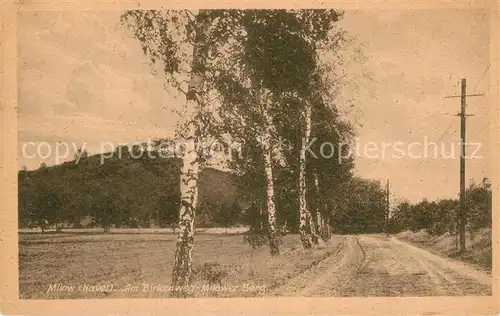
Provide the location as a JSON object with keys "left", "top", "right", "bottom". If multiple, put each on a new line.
{"left": 18, "top": 151, "right": 246, "bottom": 229}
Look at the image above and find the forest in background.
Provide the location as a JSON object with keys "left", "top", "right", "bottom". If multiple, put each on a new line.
{"left": 18, "top": 144, "right": 390, "bottom": 235}
{"left": 19, "top": 150, "right": 491, "bottom": 237}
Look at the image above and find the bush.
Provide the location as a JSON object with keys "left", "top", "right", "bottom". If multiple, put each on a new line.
{"left": 243, "top": 228, "right": 268, "bottom": 249}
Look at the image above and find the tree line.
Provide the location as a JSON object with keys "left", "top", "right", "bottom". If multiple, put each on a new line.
{"left": 389, "top": 177, "right": 492, "bottom": 236}
{"left": 19, "top": 148, "right": 388, "bottom": 236}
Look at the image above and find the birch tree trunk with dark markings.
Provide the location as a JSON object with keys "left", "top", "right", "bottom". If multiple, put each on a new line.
{"left": 171, "top": 11, "right": 211, "bottom": 297}
{"left": 299, "top": 103, "right": 314, "bottom": 248}
{"left": 261, "top": 89, "right": 280, "bottom": 256}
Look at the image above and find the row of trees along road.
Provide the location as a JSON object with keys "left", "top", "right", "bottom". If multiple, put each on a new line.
{"left": 107, "top": 9, "right": 359, "bottom": 297}
{"left": 389, "top": 178, "right": 492, "bottom": 237}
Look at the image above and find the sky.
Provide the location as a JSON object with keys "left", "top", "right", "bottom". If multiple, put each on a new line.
{"left": 17, "top": 9, "right": 492, "bottom": 204}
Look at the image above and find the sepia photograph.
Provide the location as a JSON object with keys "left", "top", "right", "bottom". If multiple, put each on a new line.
{"left": 2, "top": 3, "right": 497, "bottom": 311}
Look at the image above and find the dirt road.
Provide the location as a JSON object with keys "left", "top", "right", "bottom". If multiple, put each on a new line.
{"left": 274, "top": 234, "right": 491, "bottom": 297}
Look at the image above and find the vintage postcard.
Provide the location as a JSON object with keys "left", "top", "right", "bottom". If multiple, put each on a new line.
{"left": 1, "top": 1, "right": 498, "bottom": 315}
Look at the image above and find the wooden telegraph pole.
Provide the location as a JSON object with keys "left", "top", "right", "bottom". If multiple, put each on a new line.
{"left": 445, "top": 78, "right": 483, "bottom": 253}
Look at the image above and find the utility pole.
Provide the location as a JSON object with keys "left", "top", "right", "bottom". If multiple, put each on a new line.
{"left": 458, "top": 79, "right": 467, "bottom": 253}
{"left": 386, "top": 179, "right": 390, "bottom": 236}
{"left": 445, "top": 78, "right": 482, "bottom": 253}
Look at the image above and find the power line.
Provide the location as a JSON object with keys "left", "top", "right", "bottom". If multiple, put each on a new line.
{"left": 435, "top": 122, "right": 455, "bottom": 145}
{"left": 473, "top": 63, "right": 491, "bottom": 93}
{"left": 411, "top": 122, "right": 456, "bottom": 177}
{"left": 401, "top": 72, "right": 488, "bottom": 210}
{"left": 410, "top": 85, "right": 472, "bottom": 185}
{"left": 471, "top": 121, "right": 489, "bottom": 139}
{"left": 468, "top": 64, "right": 492, "bottom": 139}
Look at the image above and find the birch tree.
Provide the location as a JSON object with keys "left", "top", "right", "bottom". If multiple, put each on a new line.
{"left": 213, "top": 10, "right": 329, "bottom": 253}
{"left": 214, "top": 71, "right": 283, "bottom": 255}
{"left": 245, "top": 10, "right": 349, "bottom": 250}
{"left": 214, "top": 9, "right": 349, "bottom": 250}
{"left": 261, "top": 89, "right": 281, "bottom": 255}
{"left": 121, "top": 9, "right": 245, "bottom": 296}
{"left": 309, "top": 99, "right": 355, "bottom": 241}
{"left": 299, "top": 101, "right": 317, "bottom": 247}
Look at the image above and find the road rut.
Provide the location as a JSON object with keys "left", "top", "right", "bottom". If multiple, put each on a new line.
{"left": 273, "top": 234, "right": 491, "bottom": 296}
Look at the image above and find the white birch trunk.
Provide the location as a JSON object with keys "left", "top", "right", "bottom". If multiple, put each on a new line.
{"left": 299, "top": 104, "right": 314, "bottom": 248}
{"left": 172, "top": 136, "right": 199, "bottom": 294}
{"left": 259, "top": 206, "right": 263, "bottom": 231}
{"left": 317, "top": 209, "right": 322, "bottom": 228}
{"left": 325, "top": 214, "right": 331, "bottom": 241}
{"left": 314, "top": 173, "right": 328, "bottom": 242}
{"left": 171, "top": 11, "right": 210, "bottom": 297}
{"left": 262, "top": 100, "right": 280, "bottom": 256}
{"left": 307, "top": 174, "right": 320, "bottom": 245}
{"left": 312, "top": 173, "right": 320, "bottom": 230}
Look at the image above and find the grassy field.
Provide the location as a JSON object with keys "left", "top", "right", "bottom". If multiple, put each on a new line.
{"left": 19, "top": 231, "right": 338, "bottom": 299}
{"left": 18, "top": 227, "right": 250, "bottom": 234}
